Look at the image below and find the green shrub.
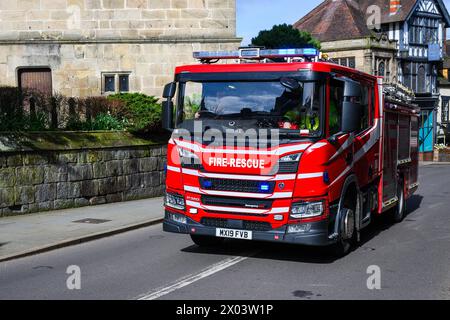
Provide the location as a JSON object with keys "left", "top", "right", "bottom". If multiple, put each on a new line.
{"left": 0, "top": 87, "right": 162, "bottom": 133}
{"left": 91, "top": 113, "right": 127, "bottom": 131}
{"left": 108, "top": 93, "right": 161, "bottom": 133}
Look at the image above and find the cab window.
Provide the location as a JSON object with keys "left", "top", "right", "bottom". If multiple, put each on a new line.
{"left": 329, "top": 79, "right": 344, "bottom": 135}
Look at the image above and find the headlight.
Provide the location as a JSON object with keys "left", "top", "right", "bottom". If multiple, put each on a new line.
{"left": 290, "top": 201, "right": 324, "bottom": 219}
{"left": 165, "top": 192, "right": 185, "bottom": 210}
{"left": 279, "top": 153, "right": 302, "bottom": 162}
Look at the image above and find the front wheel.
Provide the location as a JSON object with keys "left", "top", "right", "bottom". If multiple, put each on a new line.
{"left": 331, "top": 207, "right": 356, "bottom": 257}
{"left": 190, "top": 234, "right": 224, "bottom": 247}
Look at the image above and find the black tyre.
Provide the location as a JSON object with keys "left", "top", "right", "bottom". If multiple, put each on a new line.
{"left": 332, "top": 208, "right": 356, "bottom": 257}
{"left": 331, "top": 197, "right": 357, "bottom": 257}
{"left": 190, "top": 234, "right": 224, "bottom": 247}
{"left": 392, "top": 180, "right": 406, "bottom": 223}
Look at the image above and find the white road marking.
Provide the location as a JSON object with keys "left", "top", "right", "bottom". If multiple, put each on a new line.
{"left": 136, "top": 251, "right": 258, "bottom": 300}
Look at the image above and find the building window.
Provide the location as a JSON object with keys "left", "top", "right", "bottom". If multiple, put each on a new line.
{"left": 418, "top": 65, "right": 426, "bottom": 93}
{"left": 102, "top": 72, "right": 131, "bottom": 94}
{"left": 119, "top": 75, "right": 129, "bottom": 92}
{"left": 378, "top": 61, "right": 385, "bottom": 77}
{"left": 104, "top": 75, "right": 115, "bottom": 93}
{"left": 331, "top": 57, "right": 356, "bottom": 69}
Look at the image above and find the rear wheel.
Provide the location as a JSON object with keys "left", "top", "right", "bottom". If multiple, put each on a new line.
{"left": 392, "top": 180, "right": 406, "bottom": 223}
{"left": 190, "top": 234, "right": 224, "bottom": 247}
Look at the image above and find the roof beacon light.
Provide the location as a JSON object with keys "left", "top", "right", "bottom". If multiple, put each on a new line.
{"left": 193, "top": 48, "right": 319, "bottom": 63}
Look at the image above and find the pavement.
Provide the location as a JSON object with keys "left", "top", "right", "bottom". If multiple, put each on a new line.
{"left": 0, "top": 197, "right": 164, "bottom": 262}
{"left": 420, "top": 161, "right": 450, "bottom": 166}
{"left": 0, "top": 165, "right": 450, "bottom": 300}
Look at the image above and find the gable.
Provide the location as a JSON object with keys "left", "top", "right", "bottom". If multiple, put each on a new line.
{"left": 417, "top": 0, "right": 440, "bottom": 14}
{"left": 407, "top": 0, "right": 450, "bottom": 26}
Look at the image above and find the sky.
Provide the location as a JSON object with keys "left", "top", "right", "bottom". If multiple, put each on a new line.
{"left": 237, "top": 0, "right": 450, "bottom": 45}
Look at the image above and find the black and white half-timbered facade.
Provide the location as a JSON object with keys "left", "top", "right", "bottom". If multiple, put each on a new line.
{"left": 381, "top": 0, "right": 450, "bottom": 156}
{"left": 295, "top": 0, "right": 450, "bottom": 158}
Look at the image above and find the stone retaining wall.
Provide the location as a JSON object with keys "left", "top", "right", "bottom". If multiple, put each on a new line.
{"left": 0, "top": 144, "right": 167, "bottom": 216}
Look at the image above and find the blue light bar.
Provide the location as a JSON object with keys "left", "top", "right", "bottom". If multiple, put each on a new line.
{"left": 193, "top": 48, "right": 319, "bottom": 61}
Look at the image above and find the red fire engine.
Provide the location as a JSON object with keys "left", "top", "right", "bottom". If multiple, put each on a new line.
{"left": 161, "top": 48, "right": 419, "bottom": 256}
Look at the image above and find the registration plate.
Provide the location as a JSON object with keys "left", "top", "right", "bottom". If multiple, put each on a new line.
{"left": 216, "top": 228, "right": 253, "bottom": 240}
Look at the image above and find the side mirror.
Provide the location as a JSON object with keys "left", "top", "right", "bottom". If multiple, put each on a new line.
{"left": 341, "top": 101, "right": 361, "bottom": 133}
{"left": 163, "top": 82, "right": 176, "bottom": 99}
{"left": 162, "top": 100, "right": 173, "bottom": 131}
{"left": 343, "top": 79, "right": 361, "bottom": 98}
{"left": 341, "top": 79, "right": 362, "bottom": 133}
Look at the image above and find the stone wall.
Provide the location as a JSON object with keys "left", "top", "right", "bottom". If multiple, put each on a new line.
{"left": 0, "top": 0, "right": 237, "bottom": 41}
{"left": 0, "top": 144, "right": 167, "bottom": 216}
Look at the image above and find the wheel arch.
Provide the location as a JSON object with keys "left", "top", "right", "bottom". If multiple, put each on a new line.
{"left": 331, "top": 174, "right": 363, "bottom": 241}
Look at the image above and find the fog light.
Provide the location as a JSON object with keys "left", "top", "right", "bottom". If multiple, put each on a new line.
{"left": 189, "top": 208, "right": 198, "bottom": 214}
{"left": 274, "top": 215, "right": 283, "bottom": 221}
{"left": 168, "top": 213, "right": 187, "bottom": 224}
{"left": 287, "top": 223, "right": 311, "bottom": 233}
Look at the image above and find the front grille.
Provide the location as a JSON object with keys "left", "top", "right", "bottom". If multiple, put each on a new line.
{"left": 243, "top": 220, "right": 272, "bottom": 232}
{"left": 201, "top": 195, "right": 273, "bottom": 209}
{"left": 200, "top": 218, "right": 272, "bottom": 232}
{"left": 201, "top": 218, "right": 228, "bottom": 228}
{"left": 199, "top": 178, "right": 275, "bottom": 193}
{"left": 277, "top": 161, "right": 299, "bottom": 173}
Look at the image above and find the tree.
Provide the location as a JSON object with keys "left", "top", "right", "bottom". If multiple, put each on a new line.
{"left": 251, "top": 24, "right": 320, "bottom": 50}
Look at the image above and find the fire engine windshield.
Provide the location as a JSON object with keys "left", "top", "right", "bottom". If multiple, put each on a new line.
{"left": 177, "top": 80, "right": 324, "bottom": 136}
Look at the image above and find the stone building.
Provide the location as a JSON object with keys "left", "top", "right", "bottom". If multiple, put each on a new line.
{"left": 295, "top": 0, "right": 450, "bottom": 160}
{"left": 0, "top": 0, "right": 241, "bottom": 98}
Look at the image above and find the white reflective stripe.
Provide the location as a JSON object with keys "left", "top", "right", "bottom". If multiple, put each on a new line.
{"left": 273, "top": 174, "right": 297, "bottom": 181}
{"left": 181, "top": 169, "right": 296, "bottom": 181}
{"left": 354, "top": 119, "right": 380, "bottom": 163}
{"left": 308, "top": 142, "right": 327, "bottom": 151}
{"left": 329, "top": 134, "right": 354, "bottom": 162}
{"left": 327, "top": 119, "right": 381, "bottom": 186}
{"left": 268, "top": 207, "right": 290, "bottom": 213}
{"left": 167, "top": 166, "right": 181, "bottom": 173}
{"left": 181, "top": 168, "right": 199, "bottom": 176}
{"left": 174, "top": 140, "right": 201, "bottom": 152}
{"left": 174, "top": 139, "right": 310, "bottom": 156}
{"left": 184, "top": 186, "right": 292, "bottom": 199}
{"left": 186, "top": 200, "right": 202, "bottom": 208}
{"left": 168, "top": 138, "right": 175, "bottom": 145}
{"left": 186, "top": 200, "right": 289, "bottom": 214}
{"left": 297, "top": 172, "right": 323, "bottom": 179}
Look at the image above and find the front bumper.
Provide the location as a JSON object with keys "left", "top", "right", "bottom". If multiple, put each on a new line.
{"left": 163, "top": 211, "right": 335, "bottom": 247}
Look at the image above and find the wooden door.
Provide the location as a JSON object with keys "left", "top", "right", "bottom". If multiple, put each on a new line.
{"left": 18, "top": 68, "right": 52, "bottom": 95}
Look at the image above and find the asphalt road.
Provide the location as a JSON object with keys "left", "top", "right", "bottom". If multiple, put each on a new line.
{"left": 1, "top": 164, "right": 450, "bottom": 300}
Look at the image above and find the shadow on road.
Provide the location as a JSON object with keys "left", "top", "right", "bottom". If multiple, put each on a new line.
{"left": 181, "top": 195, "right": 424, "bottom": 264}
